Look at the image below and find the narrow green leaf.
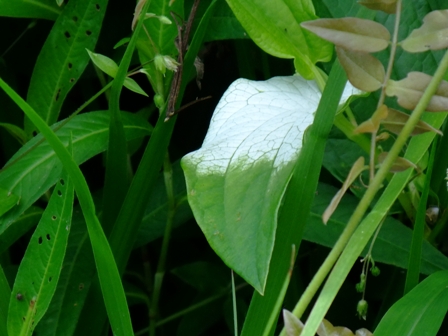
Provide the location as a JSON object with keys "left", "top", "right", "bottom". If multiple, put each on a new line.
{"left": 7, "top": 172, "right": 74, "bottom": 336}
{"left": 0, "top": 187, "right": 19, "bottom": 218}
{"left": 401, "top": 10, "right": 448, "bottom": 52}
{"left": 0, "top": 264, "right": 10, "bottom": 336}
{"left": 25, "top": 0, "right": 108, "bottom": 136}
{"left": 226, "top": 0, "right": 333, "bottom": 79}
{"left": 0, "top": 123, "right": 27, "bottom": 145}
{"left": 375, "top": 270, "right": 448, "bottom": 336}
{"left": 0, "top": 0, "right": 62, "bottom": 20}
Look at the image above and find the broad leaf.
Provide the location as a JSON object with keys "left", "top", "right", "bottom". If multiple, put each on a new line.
{"left": 0, "top": 187, "right": 19, "bottom": 218}
{"left": 374, "top": 270, "right": 448, "bottom": 336}
{"left": 301, "top": 18, "right": 390, "bottom": 53}
{"left": 226, "top": 0, "right": 333, "bottom": 79}
{"left": 7, "top": 172, "right": 74, "bottom": 335}
{"left": 0, "top": 0, "right": 62, "bottom": 20}
{"left": 181, "top": 76, "right": 359, "bottom": 293}
{"left": 401, "top": 10, "right": 448, "bottom": 52}
{"left": 386, "top": 72, "right": 448, "bottom": 111}
{"left": 336, "top": 47, "right": 385, "bottom": 92}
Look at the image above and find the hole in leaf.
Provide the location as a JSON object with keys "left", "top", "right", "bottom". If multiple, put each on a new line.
{"left": 73, "top": 16, "right": 78, "bottom": 22}
{"left": 49, "top": 277, "right": 52, "bottom": 282}
{"left": 64, "top": 31, "right": 70, "bottom": 39}
{"left": 57, "top": 190, "right": 62, "bottom": 197}
{"left": 69, "top": 78, "right": 75, "bottom": 83}
{"left": 60, "top": 179, "right": 65, "bottom": 185}
{"left": 22, "top": 317, "right": 26, "bottom": 321}
{"left": 68, "top": 63, "right": 72, "bottom": 70}
{"left": 79, "top": 283, "right": 84, "bottom": 291}
{"left": 38, "top": 237, "right": 42, "bottom": 244}
{"left": 95, "top": 3, "right": 100, "bottom": 10}
{"left": 55, "top": 89, "right": 61, "bottom": 101}
{"left": 46, "top": 234, "right": 51, "bottom": 240}
{"left": 86, "top": 30, "right": 92, "bottom": 36}
{"left": 51, "top": 215, "right": 56, "bottom": 221}
{"left": 32, "top": 131, "right": 37, "bottom": 137}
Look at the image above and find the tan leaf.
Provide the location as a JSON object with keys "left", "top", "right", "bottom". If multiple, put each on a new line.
{"left": 385, "top": 72, "right": 448, "bottom": 111}
{"left": 301, "top": 18, "right": 390, "bottom": 52}
{"left": 354, "top": 104, "right": 388, "bottom": 133}
{"left": 322, "top": 157, "right": 367, "bottom": 224}
{"left": 381, "top": 107, "right": 443, "bottom": 135}
{"left": 376, "top": 132, "right": 390, "bottom": 141}
{"left": 283, "top": 310, "right": 303, "bottom": 336}
{"left": 358, "top": 0, "right": 398, "bottom": 14}
{"left": 337, "top": 47, "right": 385, "bottom": 92}
{"left": 401, "top": 10, "right": 448, "bottom": 52}
{"left": 378, "top": 152, "right": 418, "bottom": 172}
{"left": 355, "top": 328, "right": 374, "bottom": 336}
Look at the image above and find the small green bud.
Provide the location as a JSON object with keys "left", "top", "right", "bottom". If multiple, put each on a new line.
{"left": 371, "top": 266, "right": 380, "bottom": 276}
{"left": 154, "top": 54, "right": 166, "bottom": 75}
{"left": 356, "top": 282, "right": 364, "bottom": 293}
{"left": 157, "top": 15, "right": 172, "bottom": 25}
{"left": 357, "top": 299, "right": 368, "bottom": 320}
{"left": 154, "top": 94, "right": 165, "bottom": 109}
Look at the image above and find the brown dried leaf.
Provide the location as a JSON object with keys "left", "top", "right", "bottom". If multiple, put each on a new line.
{"left": 301, "top": 18, "right": 390, "bottom": 52}
{"left": 323, "top": 157, "right": 367, "bottom": 224}
{"left": 354, "top": 104, "right": 388, "bottom": 133}
{"left": 385, "top": 72, "right": 448, "bottom": 111}
{"left": 358, "top": 0, "right": 398, "bottom": 14}
{"left": 378, "top": 152, "right": 418, "bottom": 172}
{"left": 381, "top": 107, "right": 443, "bottom": 135}
{"left": 337, "top": 47, "right": 385, "bottom": 92}
{"left": 283, "top": 310, "right": 303, "bottom": 336}
{"left": 401, "top": 10, "right": 448, "bottom": 52}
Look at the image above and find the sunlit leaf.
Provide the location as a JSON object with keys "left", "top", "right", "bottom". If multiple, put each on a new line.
{"left": 358, "top": 0, "right": 398, "bottom": 14}
{"left": 301, "top": 18, "right": 390, "bottom": 52}
{"left": 386, "top": 72, "right": 448, "bottom": 111}
{"left": 381, "top": 107, "right": 443, "bottom": 135}
{"left": 354, "top": 104, "right": 388, "bottom": 133}
{"left": 322, "top": 157, "right": 366, "bottom": 224}
{"left": 336, "top": 47, "right": 385, "bottom": 92}
{"left": 401, "top": 10, "right": 448, "bottom": 52}
{"left": 378, "top": 152, "right": 418, "bottom": 172}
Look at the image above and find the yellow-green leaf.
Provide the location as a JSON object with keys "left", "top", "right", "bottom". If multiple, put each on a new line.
{"left": 301, "top": 18, "right": 390, "bottom": 53}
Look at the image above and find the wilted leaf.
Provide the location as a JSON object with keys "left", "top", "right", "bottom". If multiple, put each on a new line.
{"left": 354, "top": 104, "right": 388, "bottom": 134}
{"left": 386, "top": 72, "right": 448, "bottom": 112}
{"left": 358, "top": 0, "right": 398, "bottom": 14}
{"left": 283, "top": 310, "right": 303, "bottom": 336}
{"left": 322, "top": 157, "right": 366, "bottom": 224}
{"left": 378, "top": 152, "right": 418, "bottom": 172}
{"left": 301, "top": 18, "right": 390, "bottom": 52}
{"left": 381, "top": 107, "right": 443, "bottom": 135}
{"left": 401, "top": 10, "right": 448, "bottom": 52}
{"left": 337, "top": 47, "right": 385, "bottom": 92}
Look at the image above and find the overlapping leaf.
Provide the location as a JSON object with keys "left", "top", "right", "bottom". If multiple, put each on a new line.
{"left": 381, "top": 107, "right": 443, "bottom": 135}
{"left": 0, "top": 0, "right": 62, "bottom": 20}
{"left": 0, "top": 188, "right": 19, "bottom": 217}
{"left": 182, "top": 76, "right": 359, "bottom": 293}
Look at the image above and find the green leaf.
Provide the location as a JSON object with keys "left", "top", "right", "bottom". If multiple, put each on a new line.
{"left": 25, "top": 0, "right": 108, "bottom": 136}
{"left": 401, "top": 10, "right": 448, "bottom": 53}
{"left": 301, "top": 18, "right": 390, "bottom": 53}
{"left": 0, "top": 112, "right": 151, "bottom": 240}
{"left": 182, "top": 75, "right": 358, "bottom": 293}
{"left": 374, "top": 270, "right": 448, "bottom": 336}
{"left": 7, "top": 172, "right": 74, "bottom": 336}
{"left": 0, "top": 0, "right": 62, "bottom": 20}
{"left": 0, "top": 264, "right": 10, "bottom": 336}
{"left": 204, "top": 0, "right": 247, "bottom": 41}
{"left": 0, "top": 123, "right": 27, "bottom": 145}
{"left": 0, "top": 187, "right": 19, "bottom": 218}
{"left": 226, "top": 0, "right": 333, "bottom": 79}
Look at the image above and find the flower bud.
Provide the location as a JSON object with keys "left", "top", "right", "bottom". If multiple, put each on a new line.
{"left": 357, "top": 299, "right": 368, "bottom": 320}
{"left": 154, "top": 94, "right": 165, "bottom": 109}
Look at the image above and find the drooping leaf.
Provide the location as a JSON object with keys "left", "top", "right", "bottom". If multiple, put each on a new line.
{"left": 336, "top": 47, "right": 385, "bottom": 92}
{"left": 301, "top": 18, "right": 390, "bottom": 53}
{"left": 374, "top": 270, "right": 448, "bottom": 336}
{"left": 226, "top": 0, "right": 333, "bottom": 79}
{"left": 322, "top": 157, "right": 366, "bottom": 224}
{"left": 378, "top": 152, "right": 418, "bottom": 172}
{"left": 358, "top": 0, "right": 398, "bottom": 14}
{"left": 386, "top": 72, "right": 448, "bottom": 111}
{"left": 0, "top": 0, "right": 62, "bottom": 20}
{"left": 7, "top": 173, "right": 74, "bottom": 335}
{"left": 381, "top": 107, "right": 443, "bottom": 135}
{"left": 24, "top": 0, "right": 108, "bottom": 136}
{"left": 0, "top": 123, "right": 27, "bottom": 145}
{"left": 354, "top": 104, "right": 388, "bottom": 133}
{"left": 181, "top": 76, "right": 359, "bottom": 293}
{"left": 401, "top": 10, "right": 448, "bottom": 52}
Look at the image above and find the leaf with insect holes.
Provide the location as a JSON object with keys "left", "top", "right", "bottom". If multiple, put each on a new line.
{"left": 301, "top": 18, "right": 390, "bottom": 53}
{"left": 358, "top": 0, "right": 398, "bottom": 14}
{"left": 181, "top": 76, "right": 360, "bottom": 293}
{"left": 354, "top": 105, "right": 388, "bottom": 134}
{"left": 381, "top": 107, "right": 443, "bottom": 135}
{"left": 386, "top": 72, "right": 448, "bottom": 111}
{"left": 86, "top": 49, "right": 148, "bottom": 97}
{"left": 378, "top": 152, "right": 418, "bottom": 173}
{"left": 401, "top": 10, "right": 448, "bottom": 53}
{"left": 0, "top": 188, "right": 19, "bottom": 218}
{"left": 322, "top": 157, "right": 367, "bottom": 224}
{"left": 7, "top": 173, "right": 74, "bottom": 335}
{"left": 336, "top": 47, "right": 385, "bottom": 92}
